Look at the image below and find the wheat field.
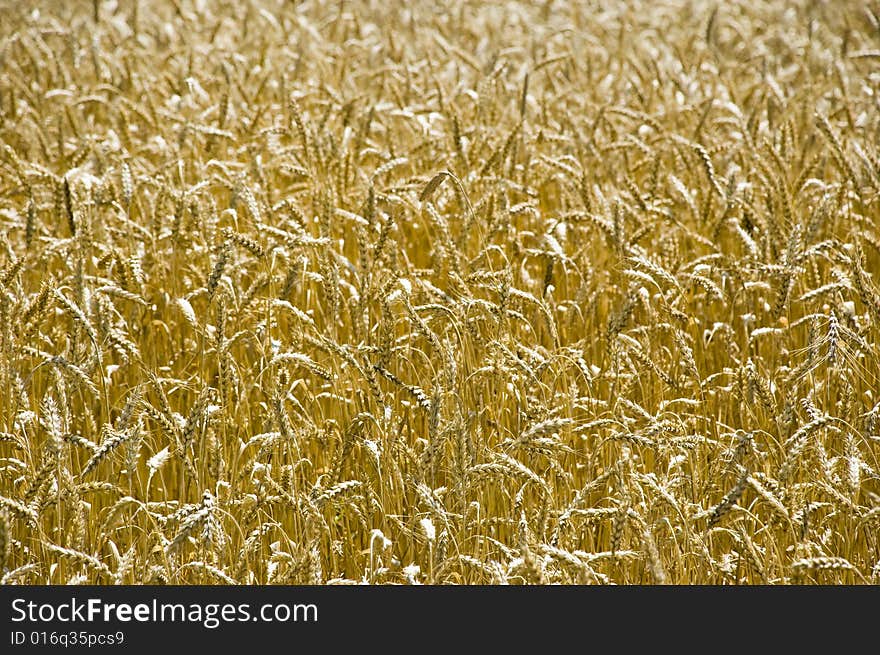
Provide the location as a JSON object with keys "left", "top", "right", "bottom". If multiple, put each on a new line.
{"left": 1, "top": 0, "right": 879, "bottom": 585}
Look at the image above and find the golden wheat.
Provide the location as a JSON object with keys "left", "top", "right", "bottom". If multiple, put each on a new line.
{"left": 0, "top": 0, "right": 878, "bottom": 585}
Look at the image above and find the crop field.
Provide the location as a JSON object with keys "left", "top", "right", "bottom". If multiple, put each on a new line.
{"left": 1, "top": 0, "right": 879, "bottom": 585}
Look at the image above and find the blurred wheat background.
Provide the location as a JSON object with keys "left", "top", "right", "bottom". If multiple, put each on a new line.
{"left": 1, "top": 0, "right": 879, "bottom": 584}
